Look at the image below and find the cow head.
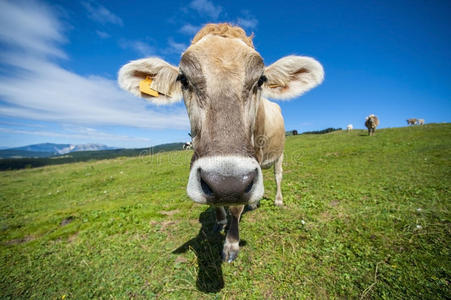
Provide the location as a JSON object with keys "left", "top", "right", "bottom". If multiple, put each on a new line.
{"left": 118, "top": 24, "right": 324, "bottom": 206}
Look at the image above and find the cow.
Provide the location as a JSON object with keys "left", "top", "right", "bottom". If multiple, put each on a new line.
{"left": 407, "top": 118, "right": 417, "bottom": 125}
{"left": 365, "top": 114, "right": 379, "bottom": 136}
{"left": 118, "top": 23, "right": 324, "bottom": 262}
{"left": 346, "top": 124, "right": 353, "bottom": 132}
{"left": 417, "top": 119, "right": 425, "bottom": 125}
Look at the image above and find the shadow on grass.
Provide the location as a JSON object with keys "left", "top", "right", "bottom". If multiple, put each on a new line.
{"left": 173, "top": 206, "right": 247, "bottom": 293}
{"left": 172, "top": 207, "right": 225, "bottom": 293}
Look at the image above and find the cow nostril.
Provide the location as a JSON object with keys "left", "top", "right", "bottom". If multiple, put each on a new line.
{"left": 200, "top": 177, "right": 213, "bottom": 196}
{"left": 244, "top": 181, "right": 254, "bottom": 193}
{"left": 244, "top": 168, "right": 257, "bottom": 193}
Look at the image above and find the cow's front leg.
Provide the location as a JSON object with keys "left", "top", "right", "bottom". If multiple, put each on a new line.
{"left": 222, "top": 205, "right": 244, "bottom": 263}
{"left": 214, "top": 206, "right": 227, "bottom": 232}
{"left": 274, "top": 153, "right": 284, "bottom": 206}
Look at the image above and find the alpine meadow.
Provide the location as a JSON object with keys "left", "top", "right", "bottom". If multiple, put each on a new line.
{"left": 1, "top": 124, "right": 450, "bottom": 299}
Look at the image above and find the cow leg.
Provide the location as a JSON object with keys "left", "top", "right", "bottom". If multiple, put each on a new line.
{"left": 274, "top": 153, "right": 284, "bottom": 206}
{"left": 214, "top": 206, "right": 227, "bottom": 232}
{"left": 222, "top": 205, "right": 244, "bottom": 263}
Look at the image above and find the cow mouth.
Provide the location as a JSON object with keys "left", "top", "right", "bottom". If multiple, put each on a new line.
{"left": 186, "top": 156, "right": 264, "bottom": 205}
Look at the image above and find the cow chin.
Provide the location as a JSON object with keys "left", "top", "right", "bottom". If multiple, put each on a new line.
{"left": 186, "top": 155, "right": 264, "bottom": 206}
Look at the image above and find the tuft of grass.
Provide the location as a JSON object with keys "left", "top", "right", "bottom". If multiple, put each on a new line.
{"left": 1, "top": 124, "right": 450, "bottom": 298}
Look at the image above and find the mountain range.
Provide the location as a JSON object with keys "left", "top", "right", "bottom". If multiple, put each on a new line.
{"left": 0, "top": 143, "right": 118, "bottom": 158}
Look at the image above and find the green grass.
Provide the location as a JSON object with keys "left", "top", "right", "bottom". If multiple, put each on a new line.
{"left": 1, "top": 124, "right": 450, "bottom": 299}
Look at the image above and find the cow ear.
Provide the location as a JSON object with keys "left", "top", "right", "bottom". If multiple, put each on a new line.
{"left": 118, "top": 57, "right": 182, "bottom": 104}
{"left": 262, "top": 56, "right": 324, "bottom": 100}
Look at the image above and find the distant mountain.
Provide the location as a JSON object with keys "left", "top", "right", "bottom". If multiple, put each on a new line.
{"left": 0, "top": 142, "right": 185, "bottom": 170}
{"left": 0, "top": 143, "right": 118, "bottom": 158}
{"left": 56, "top": 143, "right": 117, "bottom": 154}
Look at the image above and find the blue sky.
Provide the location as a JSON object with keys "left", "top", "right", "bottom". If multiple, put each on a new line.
{"left": 0, "top": 0, "right": 450, "bottom": 148}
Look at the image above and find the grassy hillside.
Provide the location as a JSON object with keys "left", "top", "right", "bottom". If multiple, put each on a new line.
{"left": 1, "top": 124, "right": 450, "bottom": 299}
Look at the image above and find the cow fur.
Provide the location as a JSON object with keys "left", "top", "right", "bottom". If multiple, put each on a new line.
{"left": 365, "top": 114, "right": 379, "bottom": 136}
{"left": 118, "top": 23, "right": 324, "bottom": 262}
{"left": 407, "top": 118, "right": 417, "bottom": 125}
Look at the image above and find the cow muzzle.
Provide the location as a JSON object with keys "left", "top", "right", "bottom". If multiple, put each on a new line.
{"left": 187, "top": 156, "right": 264, "bottom": 205}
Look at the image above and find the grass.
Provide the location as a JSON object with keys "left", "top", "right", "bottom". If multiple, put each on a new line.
{"left": 1, "top": 124, "right": 450, "bottom": 299}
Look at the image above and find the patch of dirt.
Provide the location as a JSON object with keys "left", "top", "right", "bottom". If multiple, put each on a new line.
{"left": 60, "top": 216, "right": 75, "bottom": 226}
{"left": 329, "top": 200, "right": 340, "bottom": 207}
{"left": 175, "top": 256, "right": 188, "bottom": 264}
{"left": 189, "top": 219, "right": 198, "bottom": 225}
{"left": 67, "top": 232, "right": 79, "bottom": 243}
{"left": 159, "top": 209, "right": 180, "bottom": 216}
{"left": 149, "top": 219, "right": 181, "bottom": 234}
{"left": 160, "top": 220, "right": 178, "bottom": 231}
{"left": 325, "top": 152, "right": 339, "bottom": 157}
{"left": 4, "top": 235, "right": 34, "bottom": 245}
{"left": 319, "top": 211, "right": 331, "bottom": 222}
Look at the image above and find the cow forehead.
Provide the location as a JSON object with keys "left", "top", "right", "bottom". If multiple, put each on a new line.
{"left": 181, "top": 35, "right": 263, "bottom": 73}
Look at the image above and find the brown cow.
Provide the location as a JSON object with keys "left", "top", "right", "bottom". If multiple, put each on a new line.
{"left": 118, "top": 24, "right": 324, "bottom": 262}
{"left": 365, "top": 114, "right": 379, "bottom": 136}
{"left": 407, "top": 118, "right": 417, "bottom": 125}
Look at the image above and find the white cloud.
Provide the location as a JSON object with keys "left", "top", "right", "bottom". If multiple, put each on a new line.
{"left": 96, "top": 30, "right": 110, "bottom": 39}
{"left": 166, "top": 38, "right": 187, "bottom": 54}
{"left": 82, "top": 1, "right": 123, "bottom": 26}
{"left": 0, "top": 0, "right": 67, "bottom": 59}
{"left": 189, "top": 0, "right": 222, "bottom": 20}
{"left": 236, "top": 17, "right": 258, "bottom": 30}
{"left": 180, "top": 23, "right": 201, "bottom": 35}
{"left": 0, "top": 127, "right": 151, "bottom": 143}
{"left": 235, "top": 11, "right": 258, "bottom": 30}
{"left": 120, "top": 40, "right": 156, "bottom": 57}
{"left": 0, "top": 1, "right": 189, "bottom": 131}
{"left": 177, "top": 11, "right": 257, "bottom": 39}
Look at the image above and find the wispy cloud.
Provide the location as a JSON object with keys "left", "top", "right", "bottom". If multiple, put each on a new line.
{"left": 177, "top": 9, "right": 257, "bottom": 39}
{"left": 119, "top": 40, "right": 156, "bottom": 57}
{"left": 189, "top": 0, "right": 222, "bottom": 20}
{"left": 96, "top": 30, "right": 110, "bottom": 39}
{"left": 0, "top": 1, "right": 188, "bottom": 131}
{"left": 0, "top": 0, "right": 67, "bottom": 59}
{"left": 0, "top": 127, "right": 151, "bottom": 143}
{"left": 166, "top": 38, "right": 187, "bottom": 54}
{"left": 82, "top": 1, "right": 123, "bottom": 26}
{"left": 179, "top": 23, "right": 201, "bottom": 35}
{"left": 235, "top": 11, "right": 258, "bottom": 30}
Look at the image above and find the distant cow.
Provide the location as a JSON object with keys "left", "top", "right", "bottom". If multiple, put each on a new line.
{"left": 346, "top": 124, "right": 353, "bottom": 132}
{"left": 417, "top": 119, "right": 425, "bottom": 125}
{"left": 365, "top": 114, "right": 379, "bottom": 136}
{"left": 407, "top": 118, "right": 417, "bottom": 125}
{"left": 183, "top": 142, "right": 193, "bottom": 150}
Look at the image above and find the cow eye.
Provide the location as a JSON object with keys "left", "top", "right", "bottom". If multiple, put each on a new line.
{"left": 257, "top": 75, "right": 267, "bottom": 87}
{"left": 177, "top": 73, "right": 189, "bottom": 89}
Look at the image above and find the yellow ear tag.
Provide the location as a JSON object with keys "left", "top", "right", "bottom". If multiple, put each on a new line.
{"left": 139, "top": 76, "right": 159, "bottom": 97}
